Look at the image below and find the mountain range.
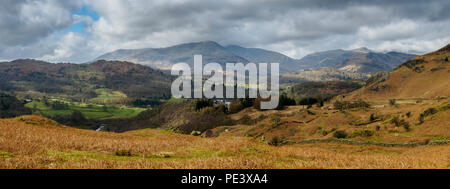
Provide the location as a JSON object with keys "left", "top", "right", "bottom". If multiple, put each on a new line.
{"left": 0, "top": 41, "right": 419, "bottom": 103}
{"left": 95, "top": 41, "right": 416, "bottom": 74}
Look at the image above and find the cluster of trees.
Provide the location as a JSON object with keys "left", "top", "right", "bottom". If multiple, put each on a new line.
{"left": 285, "top": 81, "right": 364, "bottom": 107}
{"left": 132, "top": 98, "right": 163, "bottom": 108}
{"left": 51, "top": 110, "right": 91, "bottom": 127}
{"left": 0, "top": 93, "right": 32, "bottom": 118}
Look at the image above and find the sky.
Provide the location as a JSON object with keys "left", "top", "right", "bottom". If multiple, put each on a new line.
{"left": 0, "top": 0, "right": 449, "bottom": 63}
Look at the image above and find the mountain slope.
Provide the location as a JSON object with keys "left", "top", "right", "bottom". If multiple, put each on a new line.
{"left": 0, "top": 59, "right": 173, "bottom": 102}
{"left": 280, "top": 67, "right": 369, "bottom": 87}
{"left": 225, "top": 45, "right": 300, "bottom": 73}
{"left": 345, "top": 44, "right": 450, "bottom": 100}
{"left": 96, "top": 41, "right": 415, "bottom": 75}
{"left": 96, "top": 41, "right": 249, "bottom": 70}
{"left": 297, "top": 48, "right": 416, "bottom": 74}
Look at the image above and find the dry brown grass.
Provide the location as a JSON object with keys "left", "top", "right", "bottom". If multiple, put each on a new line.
{"left": 0, "top": 115, "right": 448, "bottom": 169}
{"left": 211, "top": 97, "right": 449, "bottom": 145}
{"left": 345, "top": 49, "right": 449, "bottom": 100}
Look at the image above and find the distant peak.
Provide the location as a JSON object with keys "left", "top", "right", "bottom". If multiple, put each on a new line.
{"left": 351, "top": 47, "right": 372, "bottom": 53}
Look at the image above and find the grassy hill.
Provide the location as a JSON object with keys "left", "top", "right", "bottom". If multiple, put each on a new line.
{"left": 204, "top": 44, "right": 450, "bottom": 148}
{"left": 344, "top": 44, "right": 450, "bottom": 100}
{"left": 0, "top": 115, "right": 448, "bottom": 168}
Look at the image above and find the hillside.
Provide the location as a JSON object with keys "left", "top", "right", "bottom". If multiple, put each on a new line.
{"left": 0, "top": 115, "right": 448, "bottom": 169}
{"left": 203, "top": 45, "right": 449, "bottom": 150}
{"left": 284, "top": 80, "right": 364, "bottom": 103}
{"left": 96, "top": 41, "right": 249, "bottom": 70}
{"left": 225, "top": 45, "right": 301, "bottom": 73}
{"left": 297, "top": 48, "right": 416, "bottom": 74}
{"left": 280, "top": 67, "right": 369, "bottom": 87}
{"left": 344, "top": 44, "right": 450, "bottom": 100}
{"left": 0, "top": 59, "right": 173, "bottom": 102}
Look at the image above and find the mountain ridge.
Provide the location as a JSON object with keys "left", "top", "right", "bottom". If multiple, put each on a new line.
{"left": 95, "top": 41, "right": 416, "bottom": 74}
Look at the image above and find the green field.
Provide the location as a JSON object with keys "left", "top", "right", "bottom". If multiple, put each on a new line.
{"left": 89, "top": 89, "right": 128, "bottom": 104}
{"left": 167, "top": 97, "right": 187, "bottom": 103}
{"left": 25, "top": 101, "right": 147, "bottom": 119}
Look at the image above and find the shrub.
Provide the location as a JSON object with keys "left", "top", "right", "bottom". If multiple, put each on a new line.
{"left": 418, "top": 115, "right": 425, "bottom": 124}
{"left": 422, "top": 108, "right": 438, "bottom": 117}
{"left": 403, "top": 122, "right": 411, "bottom": 132}
{"left": 333, "top": 130, "right": 348, "bottom": 139}
{"left": 279, "top": 94, "right": 296, "bottom": 108}
{"left": 391, "top": 115, "right": 410, "bottom": 130}
{"left": 369, "top": 113, "right": 377, "bottom": 121}
{"left": 195, "top": 99, "right": 213, "bottom": 111}
{"left": 391, "top": 116, "right": 402, "bottom": 126}
{"left": 228, "top": 99, "right": 245, "bottom": 114}
{"left": 389, "top": 99, "right": 396, "bottom": 106}
{"left": 268, "top": 136, "right": 282, "bottom": 146}
{"left": 419, "top": 108, "right": 438, "bottom": 124}
{"left": 406, "top": 112, "right": 411, "bottom": 118}
{"left": 115, "top": 150, "right": 133, "bottom": 156}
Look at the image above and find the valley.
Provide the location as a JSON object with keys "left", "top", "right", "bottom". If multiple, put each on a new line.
{"left": 0, "top": 43, "right": 448, "bottom": 169}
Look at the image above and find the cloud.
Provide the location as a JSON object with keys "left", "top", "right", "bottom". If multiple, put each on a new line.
{"left": 0, "top": 0, "right": 81, "bottom": 46}
{"left": 39, "top": 32, "right": 95, "bottom": 62}
{"left": 0, "top": 0, "right": 449, "bottom": 62}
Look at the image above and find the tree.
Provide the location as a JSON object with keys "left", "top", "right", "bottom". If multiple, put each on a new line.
{"left": 70, "top": 110, "right": 87, "bottom": 125}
